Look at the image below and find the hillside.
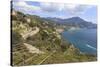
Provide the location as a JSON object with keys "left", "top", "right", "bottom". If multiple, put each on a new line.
{"left": 45, "top": 17, "right": 97, "bottom": 29}
{"left": 11, "top": 10, "right": 96, "bottom": 66}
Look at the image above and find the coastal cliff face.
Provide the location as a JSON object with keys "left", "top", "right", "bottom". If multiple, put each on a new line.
{"left": 11, "top": 10, "right": 96, "bottom": 66}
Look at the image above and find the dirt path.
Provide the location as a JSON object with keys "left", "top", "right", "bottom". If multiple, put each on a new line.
{"left": 38, "top": 52, "right": 55, "bottom": 65}
{"left": 22, "top": 27, "right": 40, "bottom": 39}
{"left": 24, "top": 43, "right": 44, "bottom": 54}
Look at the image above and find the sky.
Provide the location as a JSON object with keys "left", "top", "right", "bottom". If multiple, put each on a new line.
{"left": 12, "top": 1, "right": 97, "bottom": 24}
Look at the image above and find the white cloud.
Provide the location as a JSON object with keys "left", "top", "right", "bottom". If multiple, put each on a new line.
{"left": 13, "top": 1, "right": 92, "bottom": 15}
{"left": 39, "top": 2, "right": 92, "bottom": 15}
{"left": 64, "top": 4, "right": 92, "bottom": 14}
{"left": 13, "top": 1, "right": 40, "bottom": 14}
{"left": 40, "top": 2, "right": 64, "bottom": 12}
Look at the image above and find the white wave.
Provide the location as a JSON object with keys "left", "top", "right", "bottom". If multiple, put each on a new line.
{"left": 86, "top": 44, "right": 96, "bottom": 50}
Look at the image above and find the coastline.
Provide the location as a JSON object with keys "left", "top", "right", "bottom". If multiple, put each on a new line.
{"left": 61, "top": 28, "right": 97, "bottom": 56}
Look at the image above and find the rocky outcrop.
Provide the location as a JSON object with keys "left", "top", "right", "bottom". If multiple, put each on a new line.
{"left": 64, "top": 44, "right": 80, "bottom": 55}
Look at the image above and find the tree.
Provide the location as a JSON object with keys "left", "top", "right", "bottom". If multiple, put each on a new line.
{"left": 12, "top": 31, "right": 23, "bottom": 45}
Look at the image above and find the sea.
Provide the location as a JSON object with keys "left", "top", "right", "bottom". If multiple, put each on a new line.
{"left": 61, "top": 29, "right": 97, "bottom": 55}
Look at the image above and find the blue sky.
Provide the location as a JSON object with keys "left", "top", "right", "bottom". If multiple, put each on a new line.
{"left": 13, "top": 1, "right": 97, "bottom": 24}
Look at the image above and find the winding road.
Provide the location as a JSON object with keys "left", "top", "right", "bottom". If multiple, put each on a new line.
{"left": 22, "top": 27, "right": 40, "bottom": 39}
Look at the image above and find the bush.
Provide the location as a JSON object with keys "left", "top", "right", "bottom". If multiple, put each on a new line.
{"left": 12, "top": 31, "right": 23, "bottom": 45}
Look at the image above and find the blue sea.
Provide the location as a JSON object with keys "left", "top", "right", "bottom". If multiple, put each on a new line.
{"left": 61, "top": 29, "right": 97, "bottom": 55}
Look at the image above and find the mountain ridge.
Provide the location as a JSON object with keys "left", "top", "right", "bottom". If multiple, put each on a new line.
{"left": 44, "top": 16, "right": 97, "bottom": 29}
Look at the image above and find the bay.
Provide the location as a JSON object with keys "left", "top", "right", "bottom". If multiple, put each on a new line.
{"left": 61, "top": 29, "right": 97, "bottom": 55}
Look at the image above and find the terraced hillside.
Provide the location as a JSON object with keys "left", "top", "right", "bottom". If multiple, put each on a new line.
{"left": 11, "top": 10, "right": 96, "bottom": 66}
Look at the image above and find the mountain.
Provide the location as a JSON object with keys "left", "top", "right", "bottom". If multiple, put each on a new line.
{"left": 45, "top": 17, "right": 97, "bottom": 29}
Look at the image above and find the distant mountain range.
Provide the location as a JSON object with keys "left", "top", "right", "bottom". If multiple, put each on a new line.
{"left": 44, "top": 17, "right": 97, "bottom": 29}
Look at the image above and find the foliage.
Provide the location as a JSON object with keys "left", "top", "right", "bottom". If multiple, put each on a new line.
{"left": 12, "top": 31, "right": 23, "bottom": 45}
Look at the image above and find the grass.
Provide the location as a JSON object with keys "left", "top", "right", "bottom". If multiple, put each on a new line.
{"left": 12, "top": 37, "right": 97, "bottom": 66}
